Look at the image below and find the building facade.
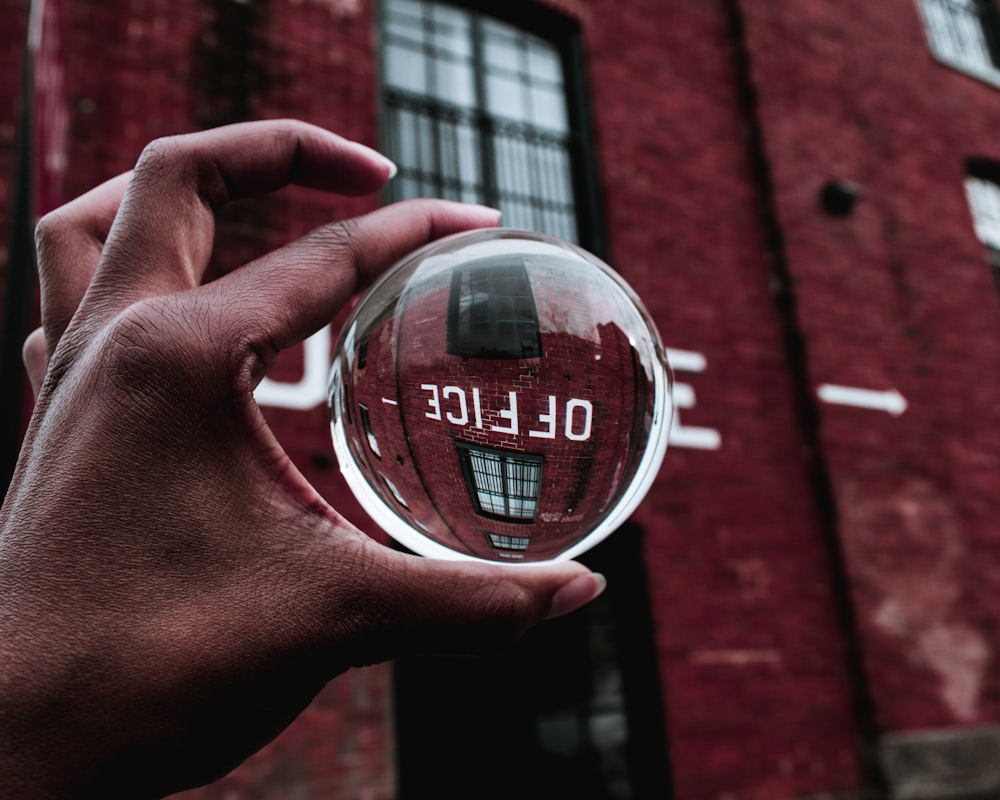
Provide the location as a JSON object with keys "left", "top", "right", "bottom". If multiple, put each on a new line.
{"left": 2, "top": 0, "right": 1000, "bottom": 798}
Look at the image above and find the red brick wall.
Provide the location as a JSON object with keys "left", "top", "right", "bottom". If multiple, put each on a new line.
{"left": 583, "top": 1, "right": 871, "bottom": 796}
{"left": 739, "top": 0, "right": 1000, "bottom": 734}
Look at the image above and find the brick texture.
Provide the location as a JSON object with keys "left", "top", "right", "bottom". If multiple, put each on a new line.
{"left": 739, "top": 0, "right": 1000, "bottom": 734}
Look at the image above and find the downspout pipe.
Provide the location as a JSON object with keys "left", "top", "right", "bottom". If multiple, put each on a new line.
{"left": 1, "top": 2, "right": 38, "bottom": 498}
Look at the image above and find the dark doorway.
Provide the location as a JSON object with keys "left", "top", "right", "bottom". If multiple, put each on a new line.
{"left": 393, "top": 523, "right": 673, "bottom": 799}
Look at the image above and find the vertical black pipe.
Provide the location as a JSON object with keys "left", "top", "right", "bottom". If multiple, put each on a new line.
{"left": 1, "top": 18, "right": 36, "bottom": 498}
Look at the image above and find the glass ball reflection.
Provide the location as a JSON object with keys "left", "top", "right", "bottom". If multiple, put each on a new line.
{"left": 329, "top": 228, "right": 673, "bottom": 564}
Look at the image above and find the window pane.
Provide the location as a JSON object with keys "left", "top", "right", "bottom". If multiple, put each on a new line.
{"left": 429, "top": 3, "right": 472, "bottom": 57}
{"left": 486, "top": 533, "right": 530, "bottom": 551}
{"left": 964, "top": 173, "right": 1000, "bottom": 297}
{"left": 527, "top": 40, "right": 562, "bottom": 82}
{"left": 482, "top": 21, "right": 520, "bottom": 70}
{"left": 447, "top": 257, "right": 542, "bottom": 359}
{"left": 432, "top": 58, "right": 475, "bottom": 106}
{"left": 455, "top": 122, "right": 482, "bottom": 198}
{"left": 384, "top": 44, "right": 426, "bottom": 93}
{"left": 530, "top": 85, "right": 568, "bottom": 131}
{"left": 417, "top": 112, "right": 437, "bottom": 168}
{"left": 486, "top": 73, "right": 527, "bottom": 121}
{"left": 966, "top": 176, "right": 1000, "bottom": 248}
{"left": 359, "top": 404, "right": 381, "bottom": 458}
{"left": 381, "top": 473, "right": 409, "bottom": 508}
{"left": 494, "top": 134, "right": 531, "bottom": 199}
{"left": 383, "top": 0, "right": 424, "bottom": 43}
{"left": 920, "top": 0, "right": 997, "bottom": 71}
{"left": 547, "top": 147, "right": 574, "bottom": 202}
{"left": 459, "top": 444, "right": 543, "bottom": 521}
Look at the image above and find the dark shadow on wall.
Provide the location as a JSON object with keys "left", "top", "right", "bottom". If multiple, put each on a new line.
{"left": 192, "top": 0, "right": 275, "bottom": 129}
{"left": 189, "top": 0, "right": 287, "bottom": 278}
{"left": 393, "top": 523, "right": 674, "bottom": 800}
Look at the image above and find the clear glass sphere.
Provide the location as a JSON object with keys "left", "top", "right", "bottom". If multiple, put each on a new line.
{"left": 329, "top": 228, "right": 673, "bottom": 564}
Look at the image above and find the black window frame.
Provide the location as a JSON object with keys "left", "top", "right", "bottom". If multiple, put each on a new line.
{"left": 964, "top": 160, "right": 1000, "bottom": 295}
{"left": 456, "top": 440, "right": 543, "bottom": 523}
{"left": 484, "top": 532, "right": 531, "bottom": 550}
{"left": 919, "top": 0, "right": 1000, "bottom": 84}
{"left": 446, "top": 254, "right": 542, "bottom": 358}
{"left": 377, "top": 0, "right": 605, "bottom": 255}
{"left": 358, "top": 402, "right": 382, "bottom": 459}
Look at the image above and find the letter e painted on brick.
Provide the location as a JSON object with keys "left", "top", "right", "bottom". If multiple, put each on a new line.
{"left": 422, "top": 384, "right": 442, "bottom": 420}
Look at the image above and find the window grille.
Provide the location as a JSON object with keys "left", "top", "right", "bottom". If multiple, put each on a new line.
{"left": 919, "top": 0, "right": 1000, "bottom": 79}
{"left": 447, "top": 255, "right": 542, "bottom": 358}
{"left": 380, "top": 0, "right": 583, "bottom": 242}
{"left": 485, "top": 533, "right": 531, "bottom": 551}
{"left": 964, "top": 174, "right": 1000, "bottom": 292}
{"left": 457, "top": 443, "right": 542, "bottom": 522}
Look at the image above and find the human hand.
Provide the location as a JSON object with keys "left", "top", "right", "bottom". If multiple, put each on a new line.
{"left": 0, "top": 120, "right": 605, "bottom": 799}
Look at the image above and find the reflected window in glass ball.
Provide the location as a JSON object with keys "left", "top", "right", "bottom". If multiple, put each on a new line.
{"left": 329, "top": 229, "right": 673, "bottom": 564}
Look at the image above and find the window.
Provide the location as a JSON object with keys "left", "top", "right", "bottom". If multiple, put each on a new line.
{"left": 964, "top": 173, "right": 1000, "bottom": 293}
{"left": 380, "top": 0, "right": 597, "bottom": 245}
{"left": 381, "top": 473, "right": 409, "bottom": 508}
{"left": 485, "top": 532, "right": 530, "bottom": 551}
{"left": 447, "top": 255, "right": 542, "bottom": 358}
{"left": 357, "top": 336, "right": 369, "bottom": 370}
{"left": 457, "top": 442, "right": 542, "bottom": 522}
{"left": 918, "top": 0, "right": 1000, "bottom": 83}
{"left": 358, "top": 403, "right": 381, "bottom": 458}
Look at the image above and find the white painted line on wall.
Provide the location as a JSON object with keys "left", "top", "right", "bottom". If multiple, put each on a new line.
{"left": 817, "top": 384, "right": 908, "bottom": 416}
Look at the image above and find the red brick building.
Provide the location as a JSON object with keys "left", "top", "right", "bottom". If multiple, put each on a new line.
{"left": 3, "top": 0, "right": 1000, "bottom": 798}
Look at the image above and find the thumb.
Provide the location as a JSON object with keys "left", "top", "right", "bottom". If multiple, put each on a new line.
{"left": 347, "top": 552, "right": 607, "bottom": 661}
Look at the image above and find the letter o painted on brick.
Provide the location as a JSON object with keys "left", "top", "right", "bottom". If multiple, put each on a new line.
{"left": 564, "top": 399, "right": 593, "bottom": 441}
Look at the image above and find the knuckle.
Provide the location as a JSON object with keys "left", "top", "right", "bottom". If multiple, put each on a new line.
{"left": 101, "top": 299, "right": 228, "bottom": 396}
{"left": 135, "top": 135, "right": 184, "bottom": 173}
{"left": 132, "top": 134, "right": 229, "bottom": 212}
{"left": 317, "top": 216, "right": 364, "bottom": 257}
{"left": 33, "top": 208, "right": 72, "bottom": 256}
{"left": 313, "top": 216, "right": 381, "bottom": 283}
{"left": 131, "top": 136, "right": 201, "bottom": 199}
{"left": 103, "top": 302, "right": 173, "bottom": 381}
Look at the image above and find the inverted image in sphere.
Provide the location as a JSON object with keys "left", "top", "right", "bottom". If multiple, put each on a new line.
{"left": 329, "top": 228, "right": 673, "bottom": 564}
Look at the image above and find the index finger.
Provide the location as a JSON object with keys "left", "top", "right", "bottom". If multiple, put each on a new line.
{"left": 83, "top": 120, "right": 397, "bottom": 318}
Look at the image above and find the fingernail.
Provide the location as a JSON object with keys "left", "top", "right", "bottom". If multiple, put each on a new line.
{"left": 380, "top": 154, "right": 398, "bottom": 180}
{"left": 480, "top": 206, "right": 502, "bottom": 224}
{"left": 545, "top": 572, "right": 607, "bottom": 620}
{"left": 346, "top": 141, "right": 397, "bottom": 179}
